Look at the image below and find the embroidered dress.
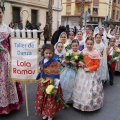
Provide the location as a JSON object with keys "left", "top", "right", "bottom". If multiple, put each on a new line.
{"left": 73, "top": 49, "right": 104, "bottom": 111}
{"left": 60, "top": 50, "right": 81, "bottom": 103}
{"left": 35, "top": 57, "right": 64, "bottom": 118}
{"left": 94, "top": 41, "right": 109, "bottom": 81}
{"left": 0, "top": 23, "right": 23, "bottom": 114}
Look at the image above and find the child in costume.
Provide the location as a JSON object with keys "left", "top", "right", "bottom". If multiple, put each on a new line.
{"left": 107, "top": 37, "right": 118, "bottom": 86}
{"left": 66, "top": 31, "right": 75, "bottom": 45}
{"left": 60, "top": 39, "right": 81, "bottom": 103}
{"left": 73, "top": 37, "right": 104, "bottom": 111}
{"left": 54, "top": 32, "right": 67, "bottom": 55}
{"left": 35, "top": 44, "right": 64, "bottom": 120}
{"left": 54, "top": 42, "right": 65, "bottom": 71}
{"left": 65, "top": 32, "right": 75, "bottom": 51}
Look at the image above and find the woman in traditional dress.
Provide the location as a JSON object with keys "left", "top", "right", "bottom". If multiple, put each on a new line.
{"left": 0, "top": 7, "right": 23, "bottom": 114}
{"left": 76, "top": 31, "right": 84, "bottom": 51}
{"left": 60, "top": 39, "right": 81, "bottom": 103}
{"left": 94, "top": 33, "right": 109, "bottom": 82}
{"left": 73, "top": 37, "right": 104, "bottom": 111}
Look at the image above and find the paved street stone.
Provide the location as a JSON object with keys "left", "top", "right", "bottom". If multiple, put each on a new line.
{"left": 0, "top": 73, "right": 120, "bottom": 120}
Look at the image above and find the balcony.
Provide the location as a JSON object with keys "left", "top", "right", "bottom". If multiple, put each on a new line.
{"left": 75, "top": 0, "right": 92, "bottom": 3}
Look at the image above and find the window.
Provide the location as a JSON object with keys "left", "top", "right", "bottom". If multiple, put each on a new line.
{"left": 93, "top": 8, "right": 98, "bottom": 14}
{"left": 113, "top": 0, "right": 116, "bottom": 3}
{"left": 66, "top": 5, "right": 71, "bottom": 13}
{"left": 112, "top": 10, "right": 115, "bottom": 19}
{"left": 116, "top": 10, "right": 119, "bottom": 20}
{"left": 31, "top": 10, "right": 38, "bottom": 26}
{"left": 12, "top": 7, "right": 20, "bottom": 23}
{"left": 88, "top": 8, "right": 91, "bottom": 14}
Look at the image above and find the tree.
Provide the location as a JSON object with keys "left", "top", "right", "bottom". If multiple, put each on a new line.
{"left": 79, "top": 0, "right": 85, "bottom": 29}
{"left": 48, "top": 0, "right": 53, "bottom": 41}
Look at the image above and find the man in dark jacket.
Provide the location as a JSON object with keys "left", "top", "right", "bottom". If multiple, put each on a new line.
{"left": 51, "top": 26, "right": 66, "bottom": 45}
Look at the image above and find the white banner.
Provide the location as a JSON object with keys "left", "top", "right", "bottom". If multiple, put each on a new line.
{"left": 10, "top": 38, "right": 39, "bottom": 82}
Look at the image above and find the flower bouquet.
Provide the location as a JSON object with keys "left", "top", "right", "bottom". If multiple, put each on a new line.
{"left": 46, "top": 84, "right": 56, "bottom": 95}
{"left": 65, "top": 52, "right": 84, "bottom": 72}
{"left": 108, "top": 48, "right": 120, "bottom": 65}
{"left": 43, "top": 80, "right": 69, "bottom": 108}
{"left": 64, "top": 44, "right": 71, "bottom": 51}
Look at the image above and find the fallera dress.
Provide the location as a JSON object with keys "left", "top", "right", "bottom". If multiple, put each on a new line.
{"left": 0, "top": 23, "right": 23, "bottom": 114}
{"left": 60, "top": 50, "right": 81, "bottom": 103}
{"left": 35, "top": 57, "right": 64, "bottom": 118}
{"left": 72, "top": 48, "right": 104, "bottom": 111}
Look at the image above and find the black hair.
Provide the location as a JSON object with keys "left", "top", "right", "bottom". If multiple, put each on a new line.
{"left": 95, "top": 33, "right": 102, "bottom": 38}
{"left": 56, "top": 42, "right": 63, "bottom": 48}
{"left": 71, "top": 39, "right": 79, "bottom": 45}
{"left": 41, "top": 44, "right": 54, "bottom": 56}
{"left": 85, "top": 37, "right": 94, "bottom": 43}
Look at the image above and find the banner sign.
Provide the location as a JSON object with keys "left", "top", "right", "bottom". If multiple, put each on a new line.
{"left": 10, "top": 38, "right": 39, "bottom": 82}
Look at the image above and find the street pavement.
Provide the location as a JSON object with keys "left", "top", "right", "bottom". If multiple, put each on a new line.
{"left": 0, "top": 73, "right": 120, "bottom": 120}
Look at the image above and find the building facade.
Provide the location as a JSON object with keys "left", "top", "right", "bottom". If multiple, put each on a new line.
{"left": 3, "top": 0, "right": 62, "bottom": 32}
{"left": 112, "top": 0, "right": 120, "bottom": 21}
{"left": 62, "top": 0, "right": 118, "bottom": 29}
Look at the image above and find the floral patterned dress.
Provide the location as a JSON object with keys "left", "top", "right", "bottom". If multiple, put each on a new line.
{"left": 72, "top": 49, "right": 104, "bottom": 111}
{"left": 60, "top": 50, "right": 81, "bottom": 103}
{"left": 35, "top": 57, "right": 64, "bottom": 118}
{"left": 0, "top": 23, "right": 23, "bottom": 114}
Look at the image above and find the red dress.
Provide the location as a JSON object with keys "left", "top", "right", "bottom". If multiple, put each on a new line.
{"left": 35, "top": 58, "right": 64, "bottom": 118}
{"left": 107, "top": 55, "right": 116, "bottom": 72}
